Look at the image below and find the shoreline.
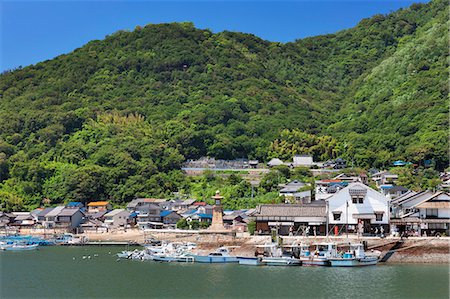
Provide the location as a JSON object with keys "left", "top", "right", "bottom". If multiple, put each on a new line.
{"left": 7, "top": 229, "right": 449, "bottom": 264}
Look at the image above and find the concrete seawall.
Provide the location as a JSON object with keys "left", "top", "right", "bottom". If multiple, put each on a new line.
{"left": 14, "top": 229, "right": 449, "bottom": 263}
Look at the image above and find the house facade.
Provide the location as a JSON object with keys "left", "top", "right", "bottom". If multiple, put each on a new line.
{"left": 279, "top": 180, "right": 311, "bottom": 204}
{"left": 104, "top": 209, "right": 131, "bottom": 229}
{"left": 390, "top": 191, "right": 450, "bottom": 236}
{"left": 327, "top": 182, "right": 389, "bottom": 235}
{"left": 87, "top": 202, "right": 111, "bottom": 213}
{"left": 254, "top": 202, "right": 327, "bottom": 236}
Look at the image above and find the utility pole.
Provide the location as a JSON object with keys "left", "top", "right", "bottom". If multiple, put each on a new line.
{"left": 325, "top": 199, "right": 329, "bottom": 237}
{"left": 346, "top": 200, "right": 349, "bottom": 239}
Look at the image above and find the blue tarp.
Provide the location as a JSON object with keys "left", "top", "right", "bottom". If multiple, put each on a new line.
{"left": 196, "top": 213, "right": 213, "bottom": 219}
{"left": 393, "top": 160, "right": 407, "bottom": 166}
{"left": 160, "top": 210, "right": 172, "bottom": 217}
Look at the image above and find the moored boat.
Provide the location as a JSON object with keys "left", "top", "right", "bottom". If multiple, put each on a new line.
{"left": 328, "top": 243, "right": 380, "bottom": 267}
{"left": 261, "top": 256, "right": 301, "bottom": 266}
{"left": 3, "top": 243, "right": 39, "bottom": 251}
{"left": 256, "top": 243, "right": 301, "bottom": 266}
{"left": 299, "top": 242, "right": 336, "bottom": 266}
{"left": 238, "top": 256, "right": 263, "bottom": 266}
{"left": 189, "top": 247, "right": 239, "bottom": 263}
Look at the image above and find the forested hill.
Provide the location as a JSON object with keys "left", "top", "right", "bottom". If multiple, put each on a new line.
{"left": 0, "top": 0, "right": 448, "bottom": 210}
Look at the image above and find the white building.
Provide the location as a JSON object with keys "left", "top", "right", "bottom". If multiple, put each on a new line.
{"left": 327, "top": 182, "right": 389, "bottom": 235}
{"left": 292, "top": 155, "right": 314, "bottom": 167}
{"left": 390, "top": 191, "right": 450, "bottom": 236}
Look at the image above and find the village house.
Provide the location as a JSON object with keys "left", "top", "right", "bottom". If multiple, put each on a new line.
{"left": 254, "top": 202, "right": 327, "bottom": 236}
{"left": 267, "top": 158, "right": 284, "bottom": 168}
{"left": 0, "top": 212, "right": 15, "bottom": 227}
{"left": 390, "top": 191, "right": 450, "bottom": 236}
{"left": 87, "top": 201, "right": 111, "bottom": 213}
{"left": 382, "top": 185, "right": 409, "bottom": 199}
{"left": 327, "top": 182, "right": 389, "bottom": 235}
{"left": 279, "top": 180, "right": 311, "bottom": 203}
{"left": 169, "top": 199, "right": 196, "bottom": 212}
{"left": 136, "top": 204, "right": 162, "bottom": 229}
{"left": 10, "top": 212, "right": 35, "bottom": 227}
{"left": 66, "top": 202, "right": 84, "bottom": 209}
{"left": 80, "top": 219, "right": 106, "bottom": 233}
{"left": 292, "top": 155, "right": 315, "bottom": 168}
{"left": 104, "top": 209, "right": 131, "bottom": 229}
{"left": 37, "top": 206, "right": 85, "bottom": 231}
{"left": 188, "top": 213, "right": 213, "bottom": 224}
{"left": 126, "top": 198, "right": 166, "bottom": 212}
{"left": 56, "top": 208, "right": 85, "bottom": 231}
{"left": 372, "top": 171, "right": 398, "bottom": 188}
{"left": 322, "top": 157, "right": 347, "bottom": 169}
{"left": 160, "top": 210, "right": 181, "bottom": 225}
{"left": 39, "top": 206, "right": 65, "bottom": 228}
{"left": 315, "top": 179, "right": 348, "bottom": 200}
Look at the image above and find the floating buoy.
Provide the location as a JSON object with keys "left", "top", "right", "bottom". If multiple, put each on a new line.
{"left": 73, "top": 257, "right": 76, "bottom": 260}
{"left": 88, "top": 256, "right": 91, "bottom": 259}
{"left": 82, "top": 256, "right": 87, "bottom": 259}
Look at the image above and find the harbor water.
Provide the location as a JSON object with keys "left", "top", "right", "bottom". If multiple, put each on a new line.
{"left": 1, "top": 246, "right": 448, "bottom": 298}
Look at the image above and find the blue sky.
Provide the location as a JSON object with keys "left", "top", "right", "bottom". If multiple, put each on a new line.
{"left": 1, "top": 0, "right": 428, "bottom": 71}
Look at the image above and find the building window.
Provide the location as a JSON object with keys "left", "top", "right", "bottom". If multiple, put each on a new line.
{"left": 352, "top": 196, "right": 364, "bottom": 204}
{"left": 426, "top": 209, "right": 438, "bottom": 218}
{"left": 333, "top": 212, "right": 341, "bottom": 221}
{"left": 375, "top": 213, "right": 383, "bottom": 221}
{"left": 428, "top": 223, "right": 446, "bottom": 229}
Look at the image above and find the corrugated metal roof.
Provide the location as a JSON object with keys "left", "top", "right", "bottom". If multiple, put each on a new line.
{"left": 87, "top": 201, "right": 110, "bottom": 207}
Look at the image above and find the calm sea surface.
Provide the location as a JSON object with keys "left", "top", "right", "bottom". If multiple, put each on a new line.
{"left": 1, "top": 246, "right": 448, "bottom": 299}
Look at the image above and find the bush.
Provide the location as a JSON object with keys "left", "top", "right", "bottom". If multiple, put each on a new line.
{"left": 176, "top": 218, "right": 188, "bottom": 229}
{"left": 190, "top": 220, "right": 200, "bottom": 230}
{"left": 200, "top": 221, "right": 210, "bottom": 229}
{"left": 247, "top": 220, "right": 256, "bottom": 235}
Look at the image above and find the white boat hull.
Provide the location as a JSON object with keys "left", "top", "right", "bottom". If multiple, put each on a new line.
{"left": 329, "top": 256, "right": 379, "bottom": 267}
{"left": 238, "top": 257, "right": 263, "bottom": 266}
{"left": 261, "top": 257, "right": 301, "bottom": 266}
{"left": 300, "top": 257, "right": 330, "bottom": 266}
{"left": 152, "top": 255, "right": 194, "bottom": 263}
{"left": 3, "top": 244, "right": 38, "bottom": 251}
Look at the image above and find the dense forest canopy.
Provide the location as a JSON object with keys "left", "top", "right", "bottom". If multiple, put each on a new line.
{"left": 0, "top": 0, "right": 448, "bottom": 210}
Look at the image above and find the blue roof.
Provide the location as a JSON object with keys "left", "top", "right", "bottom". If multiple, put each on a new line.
{"left": 393, "top": 160, "right": 406, "bottom": 166}
{"left": 67, "top": 202, "right": 83, "bottom": 207}
{"left": 160, "top": 210, "right": 173, "bottom": 217}
{"left": 129, "top": 212, "right": 138, "bottom": 218}
{"left": 197, "top": 213, "right": 213, "bottom": 219}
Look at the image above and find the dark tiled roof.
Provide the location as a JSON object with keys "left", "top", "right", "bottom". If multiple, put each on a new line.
{"left": 37, "top": 207, "right": 55, "bottom": 217}
{"left": 58, "top": 208, "right": 82, "bottom": 217}
{"left": 256, "top": 204, "right": 326, "bottom": 217}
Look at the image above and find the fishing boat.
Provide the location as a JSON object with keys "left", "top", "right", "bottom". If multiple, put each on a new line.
{"left": 328, "top": 243, "right": 380, "bottom": 267}
{"left": 257, "top": 243, "right": 301, "bottom": 266}
{"left": 189, "top": 247, "right": 239, "bottom": 263}
{"left": 261, "top": 256, "right": 301, "bottom": 266}
{"left": 117, "top": 250, "right": 135, "bottom": 259}
{"left": 2, "top": 243, "right": 39, "bottom": 251}
{"left": 151, "top": 254, "right": 194, "bottom": 263}
{"left": 238, "top": 256, "right": 264, "bottom": 266}
{"left": 299, "top": 242, "right": 336, "bottom": 266}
